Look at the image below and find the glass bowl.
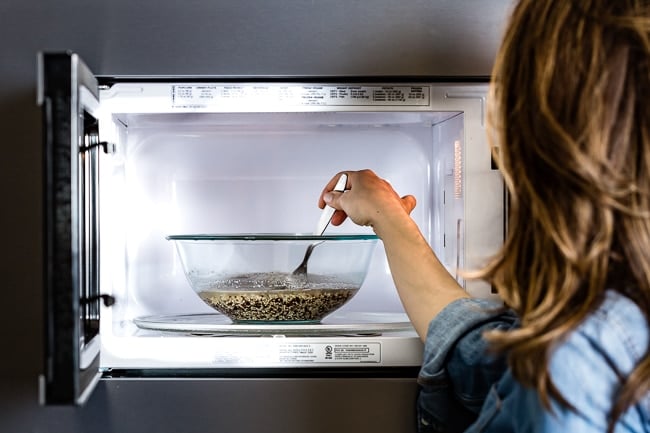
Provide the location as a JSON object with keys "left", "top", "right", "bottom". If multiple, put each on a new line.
{"left": 167, "top": 234, "right": 379, "bottom": 324}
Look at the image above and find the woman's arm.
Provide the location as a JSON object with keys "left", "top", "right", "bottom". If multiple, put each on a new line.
{"left": 320, "top": 169, "right": 470, "bottom": 341}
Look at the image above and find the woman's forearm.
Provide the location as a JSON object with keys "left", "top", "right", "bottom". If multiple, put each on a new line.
{"left": 373, "top": 211, "right": 469, "bottom": 341}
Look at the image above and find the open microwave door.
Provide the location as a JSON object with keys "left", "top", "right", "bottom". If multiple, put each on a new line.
{"left": 38, "top": 51, "right": 109, "bottom": 405}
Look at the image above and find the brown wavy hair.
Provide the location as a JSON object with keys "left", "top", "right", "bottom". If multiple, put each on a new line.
{"left": 477, "top": 0, "right": 650, "bottom": 430}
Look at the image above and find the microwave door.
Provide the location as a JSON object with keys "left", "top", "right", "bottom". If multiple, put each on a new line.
{"left": 38, "top": 52, "right": 110, "bottom": 405}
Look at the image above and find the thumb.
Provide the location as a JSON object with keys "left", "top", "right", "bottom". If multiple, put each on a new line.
{"left": 323, "top": 191, "right": 347, "bottom": 226}
{"left": 322, "top": 191, "right": 342, "bottom": 208}
{"left": 401, "top": 195, "right": 417, "bottom": 214}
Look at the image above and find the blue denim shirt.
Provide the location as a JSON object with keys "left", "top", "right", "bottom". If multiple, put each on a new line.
{"left": 417, "top": 291, "right": 650, "bottom": 432}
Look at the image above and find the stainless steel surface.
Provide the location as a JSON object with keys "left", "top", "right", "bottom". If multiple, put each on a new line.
{"left": 1, "top": 0, "right": 512, "bottom": 77}
{"left": 1, "top": 377, "right": 420, "bottom": 433}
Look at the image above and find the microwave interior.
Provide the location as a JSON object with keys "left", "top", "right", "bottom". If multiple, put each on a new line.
{"left": 76, "top": 82, "right": 503, "bottom": 370}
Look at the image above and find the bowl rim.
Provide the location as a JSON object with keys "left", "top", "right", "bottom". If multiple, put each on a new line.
{"left": 166, "top": 233, "right": 379, "bottom": 241}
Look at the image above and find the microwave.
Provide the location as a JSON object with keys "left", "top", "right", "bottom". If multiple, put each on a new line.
{"left": 38, "top": 51, "right": 503, "bottom": 412}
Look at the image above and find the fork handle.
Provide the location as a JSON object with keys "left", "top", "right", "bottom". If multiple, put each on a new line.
{"left": 313, "top": 174, "right": 348, "bottom": 235}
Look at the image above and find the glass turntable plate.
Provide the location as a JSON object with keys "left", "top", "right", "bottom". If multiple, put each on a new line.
{"left": 134, "top": 311, "right": 414, "bottom": 336}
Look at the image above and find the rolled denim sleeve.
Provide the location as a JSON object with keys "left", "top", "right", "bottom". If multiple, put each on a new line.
{"left": 417, "top": 298, "right": 518, "bottom": 433}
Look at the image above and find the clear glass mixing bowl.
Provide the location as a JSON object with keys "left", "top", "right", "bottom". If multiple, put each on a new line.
{"left": 167, "top": 234, "right": 379, "bottom": 324}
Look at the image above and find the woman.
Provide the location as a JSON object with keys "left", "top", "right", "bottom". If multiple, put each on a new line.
{"left": 319, "top": 0, "right": 650, "bottom": 432}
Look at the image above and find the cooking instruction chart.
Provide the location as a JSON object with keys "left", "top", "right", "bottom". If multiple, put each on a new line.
{"left": 171, "top": 84, "right": 430, "bottom": 109}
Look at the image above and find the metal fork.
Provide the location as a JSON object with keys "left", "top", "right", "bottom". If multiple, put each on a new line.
{"left": 291, "top": 173, "right": 348, "bottom": 276}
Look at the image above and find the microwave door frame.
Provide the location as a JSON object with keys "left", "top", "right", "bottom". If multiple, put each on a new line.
{"left": 38, "top": 51, "right": 104, "bottom": 405}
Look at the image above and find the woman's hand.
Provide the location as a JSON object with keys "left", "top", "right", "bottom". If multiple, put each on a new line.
{"left": 319, "top": 169, "right": 417, "bottom": 237}
{"left": 318, "top": 169, "right": 468, "bottom": 341}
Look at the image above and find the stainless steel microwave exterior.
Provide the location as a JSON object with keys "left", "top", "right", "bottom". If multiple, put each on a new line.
{"left": 37, "top": 50, "right": 504, "bottom": 426}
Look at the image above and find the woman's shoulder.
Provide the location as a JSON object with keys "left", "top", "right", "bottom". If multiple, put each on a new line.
{"left": 564, "top": 290, "right": 649, "bottom": 372}
{"left": 548, "top": 290, "right": 650, "bottom": 429}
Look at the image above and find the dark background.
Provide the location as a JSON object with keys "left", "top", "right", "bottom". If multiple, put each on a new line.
{"left": 0, "top": 1, "right": 512, "bottom": 431}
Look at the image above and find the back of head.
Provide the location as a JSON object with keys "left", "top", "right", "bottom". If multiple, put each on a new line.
{"left": 482, "top": 0, "right": 650, "bottom": 427}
